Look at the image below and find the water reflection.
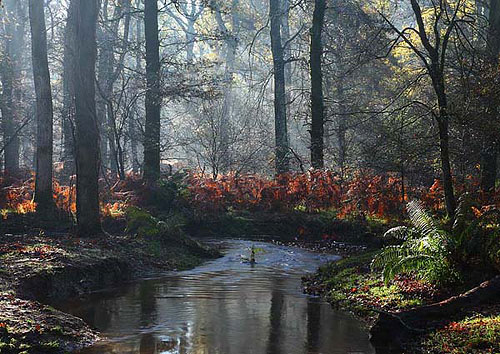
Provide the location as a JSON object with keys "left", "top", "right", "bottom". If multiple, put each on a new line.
{"left": 306, "top": 298, "right": 321, "bottom": 352}
{"left": 58, "top": 240, "right": 375, "bottom": 354}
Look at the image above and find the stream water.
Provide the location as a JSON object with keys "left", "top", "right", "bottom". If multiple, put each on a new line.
{"left": 60, "top": 240, "right": 375, "bottom": 354}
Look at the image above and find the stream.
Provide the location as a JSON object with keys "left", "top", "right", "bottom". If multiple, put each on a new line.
{"left": 60, "top": 240, "right": 375, "bottom": 354}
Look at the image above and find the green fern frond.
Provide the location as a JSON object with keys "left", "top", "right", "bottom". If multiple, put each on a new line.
{"left": 371, "top": 245, "right": 408, "bottom": 270}
{"left": 407, "top": 200, "right": 440, "bottom": 238}
{"left": 372, "top": 200, "right": 456, "bottom": 285}
{"left": 383, "top": 226, "right": 411, "bottom": 240}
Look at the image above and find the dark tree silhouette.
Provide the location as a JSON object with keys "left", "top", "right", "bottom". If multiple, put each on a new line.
{"left": 310, "top": 0, "right": 326, "bottom": 169}
{"left": 270, "top": 0, "right": 289, "bottom": 175}
{"left": 143, "top": 0, "right": 162, "bottom": 182}
{"left": 73, "top": 0, "right": 102, "bottom": 236}
{"left": 29, "top": 0, "right": 55, "bottom": 214}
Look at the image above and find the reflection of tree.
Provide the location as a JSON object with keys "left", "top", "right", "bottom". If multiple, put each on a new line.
{"left": 306, "top": 298, "right": 321, "bottom": 353}
{"left": 139, "top": 332, "right": 156, "bottom": 354}
{"left": 138, "top": 281, "right": 158, "bottom": 352}
{"left": 266, "top": 284, "right": 284, "bottom": 354}
{"left": 138, "top": 281, "right": 158, "bottom": 326}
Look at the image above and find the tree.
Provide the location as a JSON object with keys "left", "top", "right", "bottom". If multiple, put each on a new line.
{"left": 29, "top": 0, "right": 55, "bottom": 214}
{"left": 165, "top": 0, "right": 204, "bottom": 62}
{"left": 480, "top": 0, "right": 500, "bottom": 193}
{"left": 310, "top": 0, "right": 326, "bottom": 169}
{"left": 270, "top": 0, "right": 290, "bottom": 175}
{"left": 211, "top": 0, "right": 240, "bottom": 173}
{"left": 97, "top": 0, "right": 131, "bottom": 179}
{"left": 0, "top": 0, "right": 25, "bottom": 174}
{"left": 61, "top": 0, "right": 77, "bottom": 178}
{"left": 73, "top": 0, "right": 102, "bottom": 236}
{"left": 143, "top": 0, "right": 161, "bottom": 182}
{"left": 381, "top": 0, "right": 463, "bottom": 218}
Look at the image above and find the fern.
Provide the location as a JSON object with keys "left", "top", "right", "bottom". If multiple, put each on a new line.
{"left": 372, "top": 201, "right": 456, "bottom": 285}
{"left": 382, "top": 226, "right": 411, "bottom": 240}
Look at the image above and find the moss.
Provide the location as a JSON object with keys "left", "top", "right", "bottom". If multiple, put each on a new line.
{"left": 307, "top": 251, "right": 430, "bottom": 321}
{"left": 50, "top": 325, "right": 65, "bottom": 336}
{"left": 39, "top": 340, "right": 61, "bottom": 350}
{"left": 421, "top": 315, "right": 500, "bottom": 353}
{"left": 126, "top": 207, "right": 162, "bottom": 238}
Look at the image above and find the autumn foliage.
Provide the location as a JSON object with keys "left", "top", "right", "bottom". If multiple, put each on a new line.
{"left": 0, "top": 173, "right": 127, "bottom": 219}
{"left": 1, "top": 170, "right": 499, "bottom": 221}
{"left": 187, "top": 170, "right": 443, "bottom": 218}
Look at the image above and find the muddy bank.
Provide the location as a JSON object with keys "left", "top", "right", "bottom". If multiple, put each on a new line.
{"left": 0, "top": 232, "right": 219, "bottom": 353}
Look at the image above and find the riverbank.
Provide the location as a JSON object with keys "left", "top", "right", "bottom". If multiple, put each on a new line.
{"left": 0, "top": 229, "right": 219, "bottom": 353}
{"left": 303, "top": 251, "right": 500, "bottom": 353}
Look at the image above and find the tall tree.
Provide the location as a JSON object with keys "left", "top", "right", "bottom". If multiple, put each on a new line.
{"left": 1, "top": 0, "right": 24, "bottom": 174}
{"left": 270, "top": 0, "right": 289, "bottom": 175}
{"left": 29, "top": 0, "right": 54, "bottom": 213}
{"left": 143, "top": 0, "right": 161, "bottom": 182}
{"left": 382, "top": 0, "right": 458, "bottom": 218}
{"left": 96, "top": 0, "right": 110, "bottom": 170}
{"left": 74, "top": 0, "right": 102, "bottom": 236}
{"left": 310, "top": 0, "right": 326, "bottom": 169}
{"left": 61, "top": 0, "right": 77, "bottom": 178}
{"left": 97, "top": 0, "right": 131, "bottom": 179}
{"left": 129, "top": 2, "right": 142, "bottom": 174}
{"left": 212, "top": 0, "right": 240, "bottom": 173}
{"left": 481, "top": 0, "right": 500, "bottom": 192}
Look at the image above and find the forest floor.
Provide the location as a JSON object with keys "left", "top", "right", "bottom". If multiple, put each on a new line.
{"left": 0, "top": 216, "right": 219, "bottom": 354}
{"left": 303, "top": 251, "right": 500, "bottom": 353}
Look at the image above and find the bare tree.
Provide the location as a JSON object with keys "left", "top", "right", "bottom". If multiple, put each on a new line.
{"left": 380, "top": 0, "right": 468, "bottom": 218}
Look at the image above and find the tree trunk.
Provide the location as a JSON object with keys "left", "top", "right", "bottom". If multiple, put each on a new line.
{"left": 405, "top": 0, "right": 456, "bottom": 218}
{"left": 62, "top": 0, "right": 77, "bottom": 179}
{"left": 480, "top": 0, "right": 500, "bottom": 193}
{"left": 102, "top": 0, "right": 130, "bottom": 178}
{"left": 270, "top": 0, "right": 289, "bottom": 175}
{"left": 74, "top": 0, "right": 102, "bottom": 236}
{"left": 108, "top": 0, "right": 131, "bottom": 180}
{"left": 310, "top": 0, "right": 326, "bottom": 169}
{"left": 1, "top": 0, "right": 23, "bottom": 174}
{"left": 96, "top": 0, "right": 110, "bottom": 171}
{"left": 143, "top": 0, "right": 162, "bottom": 182}
{"left": 481, "top": 150, "right": 497, "bottom": 193}
{"left": 0, "top": 43, "right": 18, "bottom": 174}
{"left": 129, "top": 5, "right": 142, "bottom": 175}
{"left": 29, "top": 0, "right": 55, "bottom": 214}
{"left": 435, "top": 84, "right": 456, "bottom": 218}
{"left": 336, "top": 80, "right": 347, "bottom": 178}
{"left": 438, "top": 117, "right": 456, "bottom": 218}
{"left": 214, "top": 0, "right": 240, "bottom": 173}
{"left": 282, "top": 0, "right": 292, "bottom": 126}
